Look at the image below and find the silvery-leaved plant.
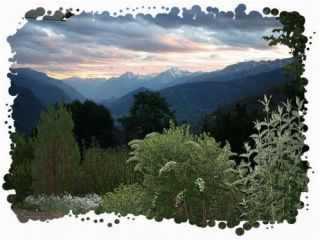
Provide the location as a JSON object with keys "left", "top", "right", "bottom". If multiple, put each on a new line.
{"left": 239, "top": 95, "right": 308, "bottom": 223}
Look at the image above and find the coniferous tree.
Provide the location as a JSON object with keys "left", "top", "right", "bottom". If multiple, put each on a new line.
{"left": 31, "top": 102, "right": 81, "bottom": 194}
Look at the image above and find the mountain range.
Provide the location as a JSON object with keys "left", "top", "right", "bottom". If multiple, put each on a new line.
{"left": 9, "top": 58, "right": 291, "bottom": 135}
{"left": 103, "top": 68, "right": 289, "bottom": 127}
{"left": 62, "top": 67, "right": 198, "bottom": 100}
{"left": 62, "top": 58, "right": 291, "bottom": 100}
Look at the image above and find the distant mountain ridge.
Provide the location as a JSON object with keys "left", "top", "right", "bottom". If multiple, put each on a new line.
{"left": 103, "top": 68, "right": 289, "bottom": 127}
{"left": 9, "top": 59, "right": 291, "bottom": 135}
{"left": 62, "top": 58, "right": 291, "bottom": 100}
{"left": 9, "top": 68, "right": 85, "bottom": 106}
{"left": 187, "top": 58, "right": 291, "bottom": 83}
{"left": 84, "top": 67, "right": 196, "bottom": 100}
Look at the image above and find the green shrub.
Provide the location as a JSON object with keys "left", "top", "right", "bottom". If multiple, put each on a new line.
{"left": 240, "top": 96, "right": 308, "bottom": 223}
{"left": 128, "top": 122, "right": 243, "bottom": 226}
{"left": 100, "top": 184, "right": 150, "bottom": 216}
{"left": 3, "top": 133, "right": 33, "bottom": 202}
{"left": 78, "top": 145, "right": 141, "bottom": 194}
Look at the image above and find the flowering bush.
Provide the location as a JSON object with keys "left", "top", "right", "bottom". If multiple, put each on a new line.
{"left": 128, "top": 122, "right": 243, "bottom": 226}
{"left": 24, "top": 193, "right": 102, "bottom": 215}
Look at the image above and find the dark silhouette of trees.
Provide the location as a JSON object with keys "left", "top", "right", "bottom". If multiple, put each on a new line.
{"left": 67, "top": 100, "right": 115, "bottom": 150}
{"left": 201, "top": 104, "right": 259, "bottom": 163}
{"left": 119, "top": 90, "right": 176, "bottom": 142}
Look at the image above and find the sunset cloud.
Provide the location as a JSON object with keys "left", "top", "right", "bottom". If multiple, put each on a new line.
{"left": 8, "top": 4, "right": 290, "bottom": 79}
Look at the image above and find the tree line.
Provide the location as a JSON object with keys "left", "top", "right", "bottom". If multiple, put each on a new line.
{"left": 3, "top": 90, "right": 175, "bottom": 201}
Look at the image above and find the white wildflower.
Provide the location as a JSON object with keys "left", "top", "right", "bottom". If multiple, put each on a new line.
{"left": 130, "top": 144, "right": 140, "bottom": 149}
{"left": 145, "top": 132, "right": 159, "bottom": 138}
{"left": 24, "top": 193, "right": 102, "bottom": 213}
{"left": 186, "top": 140, "right": 201, "bottom": 148}
{"left": 159, "top": 161, "right": 178, "bottom": 176}
{"left": 152, "top": 192, "right": 159, "bottom": 208}
{"left": 195, "top": 177, "right": 205, "bottom": 192}
{"left": 175, "top": 189, "right": 186, "bottom": 208}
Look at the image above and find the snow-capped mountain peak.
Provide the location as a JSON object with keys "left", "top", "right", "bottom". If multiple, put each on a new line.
{"left": 121, "top": 71, "right": 137, "bottom": 79}
{"left": 164, "top": 67, "right": 191, "bottom": 78}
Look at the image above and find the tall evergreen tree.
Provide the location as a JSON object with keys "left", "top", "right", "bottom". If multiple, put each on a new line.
{"left": 31, "top": 102, "right": 80, "bottom": 194}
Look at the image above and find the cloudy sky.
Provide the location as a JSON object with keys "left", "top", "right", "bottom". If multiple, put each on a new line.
{"left": 9, "top": 4, "right": 290, "bottom": 79}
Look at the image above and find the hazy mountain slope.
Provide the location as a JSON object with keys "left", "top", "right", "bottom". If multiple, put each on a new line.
{"left": 63, "top": 77, "right": 106, "bottom": 99}
{"left": 186, "top": 58, "right": 291, "bottom": 83}
{"left": 10, "top": 83, "right": 45, "bottom": 136}
{"left": 9, "top": 68, "right": 85, "bottom": 106}
{"left": 160, "top": 68, "right": 288, "bottom": 125}
{"left": 93, "top": 72, "right": 149, "bottom": 100}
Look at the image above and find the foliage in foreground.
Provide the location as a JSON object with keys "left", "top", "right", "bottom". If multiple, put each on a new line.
{"left": 3, "top": 133, "right": 33, "bottom": 202}
{"left": 128, "top": 123, "right": 243, "bottom": 226}
{"left": 78, "top": 144, "right": 141, "bottom": 194}
{"left": 100, "top": 184, "right": 150, "bottom": 216}
{"left": 239, "top": 96, "right": 308, "bottom": 223}
{"left": 5, "top": 102, "right": 141, "bottom": 199}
